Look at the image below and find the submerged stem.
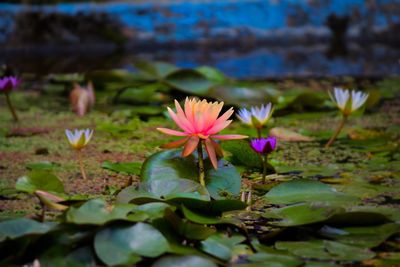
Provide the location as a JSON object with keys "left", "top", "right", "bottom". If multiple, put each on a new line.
{"left": 197, "top": 140, "right": 206, "bottom": 187}
{"left": 325, "top": 115, "right": 347, "bottom": 148}
{"left": 262, "top": 153, "right": 268, "bottom": 184}
{"left": 5, "top": 93, "right": 19, "bottom": 122}
{"left": 77, "top": 150, "right": 87, "bottom": 180}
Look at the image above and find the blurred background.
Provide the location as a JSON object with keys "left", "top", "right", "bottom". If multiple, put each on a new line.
{"left": 1, "top": 0, "right": 400, "bottom": 79}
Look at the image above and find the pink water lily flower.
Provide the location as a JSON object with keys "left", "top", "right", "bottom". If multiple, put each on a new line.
{"left": 157, "top": 98, "right": 248, "bottom": 169}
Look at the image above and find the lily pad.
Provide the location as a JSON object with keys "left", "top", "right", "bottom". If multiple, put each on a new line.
{"left": 26, "top": 161, "right": 60, "bottom": 171}
{"left": 141, "top": 149, "right": 241, "bottom": 199}
{"left": 94, "top": 222, "right": 169, "bottom": 266}
{"left": 263, "top": 202, "right": 344, "bottom": 227}
{"left": 134, "top": 61, "right": 178, "bottom": 79}
{"left": 152, "top": 255, "right": 217, "bottom": 267}
{"left": 0, "top": 218, "right": 57, "bottom": 242}
{"left": 264, "top": 180, "right": 358, "bottom": 205}
{"left": 165, "top": 69, "right": 215, "bottom": 95}
{"left": 276, "top": 240, "right": 375, "bottom": 261}
{"left": 201, "top": 233, "right": 246, "bottom": 261}
{"left": 15, "top": 170, "right": 65, "bottom": 194}
{"left": 66, "top": 198, "right": 136, "bottom": 225}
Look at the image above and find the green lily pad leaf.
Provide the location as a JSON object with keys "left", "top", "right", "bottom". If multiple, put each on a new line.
{"left": 117, "top": 83, "right": 165, "bottom": 104}
{"left": 66, "top": 198, "right": 136, "bottom": 225}
{"left": 141, "top": 149, "right": 241, "bottom": 199}
{"left": 15, "top": 170, "right": 65, "bottom": 194}
{"left": 94, "top": 222, "right": 169, "bottom": 266}
{"left": 209, "top": 86, "right": 276, "bottom": 107}
{"left": 222, "top": 140, "right": 263, "bottom": 168}
{"left": 26, "top": 161, "right": 60, "bottom": 171}
{"left": 276, "top": 240, "right": 375, "bottom": 261}
{"left": 101, "top": 161, "right": 142, "bottom": 175}
{"left": 319, "top": 223, "right": 400, "bottom": 248}
{"left": 264, "top": 180, "right": 358, "bottom": 204}
{"left": 201, "top": 233, "right": 246, "bottom": 261}
{"left": 134, "top": 61, "right": 179, "bottom": 79}
{"left": 181, "top": 205, "right": 245, "bottom": 229}
{"left": 263, "top": 203, "right": 344, "bottom": 227}
{"left": 86, "top": 69, "right": 143, "bottom": 86}
{"left": 0, "top": 218, "right": 57, "bottom": 242}
{"left": 165, "top": 69, "right": 215, "bottom": 95}
{"left": 165, "top": 208, "right": 216, "bottom": 240}
{"left": 196, "top": 66, "right": 227, "bottom": 83}
{"left": 132, "top": 202, "right": 175, "bottom": 221}
{"left": 152, "top": 255, "right": 217, "bottom": 267}
{"left": 40, "top": 245, "right": 96, "bottom": 267}
{"left": 277, "top": 90, "right": 326, "bottom": 111}
{"left": 251, "top": 244, "right": 303, "bottom": 267}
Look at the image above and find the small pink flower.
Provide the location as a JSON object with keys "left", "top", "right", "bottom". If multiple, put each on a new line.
{"left": 157, "top": 98, "right": 248, "bottom": 169}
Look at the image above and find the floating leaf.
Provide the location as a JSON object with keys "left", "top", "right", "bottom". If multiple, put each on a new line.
{"left": 164, "top": 208, "right": 216, "bottom": 240}
{"left": 0, "top": 218, "right": 57, "bottom": 242}
{"left": 263, "top": 202, "right": 344, "bottom": 227}
{"left": 165, "top": 69, "right": 215, "bottom": 95}
{"left": 141, "top": 149, "right": 241, "bottom": 199}
{"left": 134, "top": 61, "right": 178, "bottom": 79}
{"left": 264, "top": 180, "right": 357, "bottom": 205}
{"left": 222, "top": 140, "right": 262, "bottom": 168}
{"left": 201, "top": 233, "right": 246, "bottom": 261}
{"left": 196, "top": 66, "right": 227, "bottom": 83}
{"left": 276, "top": 240, "right": 375, "bottom": 261}
{"left": 319, "top": 223, "right": 400, "bottom": 248}
{"left": 66, "top": 199, "right": 136, "bottom": 225}
{"left": 221, "top": 87, "right": 277, "bottom": 108}
{"left": 101, "top": 161, "right": 142, "bottom": 175}
{"left": 15, "top": 170, "right": 65, "bottom": 194}
{"left": 26, "top": 161, "right": 60, "bottom": 171}
{"left": 152, "top": 255, "right": 217, "bottom": 267}
{"left": 94, "top": 222, "right": 169, "bottom": 266}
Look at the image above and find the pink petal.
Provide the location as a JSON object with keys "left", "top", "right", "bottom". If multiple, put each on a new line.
{"left": 205, "top": 139, "right": 218, "bottom": 169}
{"left": 161, "top": 137, "right": 189, "bottom": 148}
{"left": 210, "top": 139, "right": 224, "bottom": 157}
{"left": 167, "top": 107, "right": 191, "bottom": 133}
{"left": 175, "top": 100, "right": 195, "bottom": 132}
{"left": 212, "top": 134, "right": 248, "bottom": 140}
{"left": 157, "top": 127, "right": 187, "bottom": 136}
{"left": 182, "top": 136, "right": 199, "bottom": 157}
{"left": 206, "top": 120, "right": 232, "bottom": 135}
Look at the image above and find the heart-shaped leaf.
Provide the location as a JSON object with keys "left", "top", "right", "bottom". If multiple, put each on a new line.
{"left": 15, "top": 170, "right": 64, "bottom": 194}
{"left": 141, "top": 149, "right": 241, "bottom": 199}
{"left": 94, "top": 222, "right": 169, "bottom": 266}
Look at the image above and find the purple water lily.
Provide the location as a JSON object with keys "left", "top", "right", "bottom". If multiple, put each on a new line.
{"left": 1, "top": 76, "right": 20, "bottom": 121}
{"left": 250, "top": 137, "right": 277, "bottom": 154}
{"left": 0, "top": 76, "right": 20, "bottom": 92}
{"left": 250, "top": 137, "right": 277, "bottom": 184}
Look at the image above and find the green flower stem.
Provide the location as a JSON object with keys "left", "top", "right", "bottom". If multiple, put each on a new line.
{"left": 77, "top": 150, "right": 87, "bottom": 180}
{"left": 197, "top": 140, "right": 206, "bottom": 187}
{"left": 262, "top": 154, "right": 268, "bottom": 184}
{"left": 5, "top": 93, "right": 19, "bottom": 122}
{"left": 325, "top": 115, "right": 347, "bottom": 148}
{"left": 256, "top": 127, "right": 262, "bottom": 139}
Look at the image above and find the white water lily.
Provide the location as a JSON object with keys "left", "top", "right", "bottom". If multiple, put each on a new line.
{"left": 65, "top": 129, "right": 93, "bottom": 150}
{"left": 329, "top": 87, "right": 369, "bottom": 116}
{"left": 237, "top": 103, "right": 274, "bottom": 128}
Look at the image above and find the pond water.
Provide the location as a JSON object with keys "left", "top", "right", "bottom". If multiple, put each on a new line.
{"left": 2, "top": 43, "right": 400, "bottom": 79}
